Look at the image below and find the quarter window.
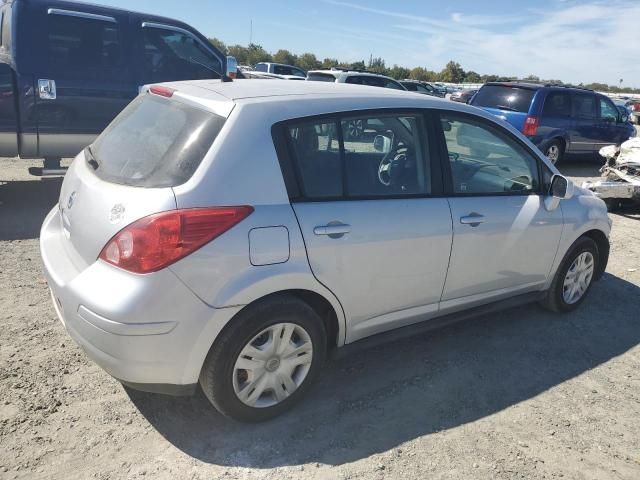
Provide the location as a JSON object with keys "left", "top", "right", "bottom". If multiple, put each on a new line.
{"left": 287, "top": 113, "right": 430, "bottom": 199}
{"left": 46, "top": 14, "right": 122, "bottom": 70}
{"left": 141, "top": 27, "right": 222, "bottom": 83}
{"left": 440, "top": 113, "right": 539, "bottom": 195}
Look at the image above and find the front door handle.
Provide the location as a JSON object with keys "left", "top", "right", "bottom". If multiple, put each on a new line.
{"left": 460, "top": 212, "right": 485, "bottom": 227}
{"left": 314, "top": 223, "right": 351, "bottom": 238}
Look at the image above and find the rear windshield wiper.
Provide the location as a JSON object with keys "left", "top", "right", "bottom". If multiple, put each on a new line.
{"left": 85, "top": 146, "right": 100, "bottom": 170}
{"left": 495, "top": 105, "right": 518, "bottom": 112}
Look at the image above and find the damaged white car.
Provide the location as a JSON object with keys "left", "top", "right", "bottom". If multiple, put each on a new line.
{"left": 583, "top": 138, "right": 640, "bottom": 211}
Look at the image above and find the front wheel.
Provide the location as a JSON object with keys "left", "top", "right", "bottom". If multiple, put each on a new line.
{"left": 540, "top": 237, "right": 599, "bottom": 312}
{"left": 199, "top": 296, "right": 326, "bottom": 422}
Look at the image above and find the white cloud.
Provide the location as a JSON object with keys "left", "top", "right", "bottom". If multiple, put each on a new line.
{"left": 322, "top": 0, "right": 640, "bottom": 87}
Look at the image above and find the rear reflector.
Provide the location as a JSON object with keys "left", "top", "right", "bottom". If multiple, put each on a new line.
{"left": 99, "top": 207, "right": 254, "bottom": 274}
{"left": 149, "top": 85, "right": 175, "bottom": 98}
{"left": 523, "top": 115, "right": 539, "bottom": 136}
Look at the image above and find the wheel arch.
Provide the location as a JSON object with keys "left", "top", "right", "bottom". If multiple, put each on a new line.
{"left": 581, "top": 229, "right": 609, "bottom": 279}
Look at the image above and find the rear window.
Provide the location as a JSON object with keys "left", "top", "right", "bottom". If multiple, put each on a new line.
{"left": 471, "top": 85, "right": 536, "bottom": 113}
{"left": 90, "top": 94, "right": 225, "bottom": 187}
{"left": 307, "top": 72, "right": 336, "bottom": 82}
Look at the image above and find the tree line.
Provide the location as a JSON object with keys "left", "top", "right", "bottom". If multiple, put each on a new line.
{"left": 209, "top": 38, "right": 640, "bottom": 94}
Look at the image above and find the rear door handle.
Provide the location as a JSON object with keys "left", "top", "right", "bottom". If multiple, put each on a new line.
{"left": 314, "top": 223, "right": 351, "bottom": 238}
{"left": 460, "top": 213, "right": 485, "bottom": 227}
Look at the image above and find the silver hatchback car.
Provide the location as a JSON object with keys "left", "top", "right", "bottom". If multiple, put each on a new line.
{"left": 41, "top": 80, "right": 611, "bottom": 422}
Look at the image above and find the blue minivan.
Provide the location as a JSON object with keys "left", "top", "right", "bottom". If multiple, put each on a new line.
{"left": 470, "top": 82, "right": 636, "bottom": 164}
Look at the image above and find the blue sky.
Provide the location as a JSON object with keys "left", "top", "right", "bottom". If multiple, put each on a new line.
{"left": 99, "top": 0, "right": 640, "bottom": 87}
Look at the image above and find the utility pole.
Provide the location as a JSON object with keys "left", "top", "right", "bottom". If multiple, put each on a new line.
{"left": 249, "top": 19, "right": 253, "bottom": 45}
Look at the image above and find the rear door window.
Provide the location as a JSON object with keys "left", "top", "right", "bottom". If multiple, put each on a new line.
{"left": 46, "top": 13, "right": 122, "bottom": 73}
{"left": 141, "top": 26, "right": 222, "bottom": 84}
{"left": 471, "top": 85, "right": 536, "bottom": 113}
{"left": 286, "top": 112, "right": 430, "bottom": 199}
{"left": 572, "top": 94, "right": 597, "bottom": 120}
{"left": 542, "top": 92, "right": 572, "bottom": 117}
{"left": 90, "top": 94, "right": 225, "bottom": 187}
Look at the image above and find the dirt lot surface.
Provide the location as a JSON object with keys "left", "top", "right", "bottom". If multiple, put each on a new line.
{"left": 1, "top": 154, "right": 639, "bottom": 480}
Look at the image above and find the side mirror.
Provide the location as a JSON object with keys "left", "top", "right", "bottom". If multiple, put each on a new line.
{"left": 619, "top": 112, "right": 629, "bottom": 123}
{"left": 550, "top": 174, "right": 573, "bottom": 199}
{"left": 226, "top": 56, "right": 238, "bottom": 79}
{"left": 441, "top": 119, "right": 452, "bottom": 132}
{"left": 544, "top": 174, "right": 573, "bottom": 211}
{"left": 373, "top": 135, "right": 392, "bottom": 153}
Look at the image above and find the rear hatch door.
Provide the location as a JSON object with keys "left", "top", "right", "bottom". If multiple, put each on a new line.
{"left": 470, "top": 84, "right": 538, "bottom": 132}
{"left": 58, "top": 92, "right": 227, "bottom": 267}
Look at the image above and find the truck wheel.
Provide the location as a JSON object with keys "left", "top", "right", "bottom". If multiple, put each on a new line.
{"left": 199, "top": 296, "right": 327, "bottom": 422}
{"left": 544, "top": 140, "right": 564, "bottom": 165}
{"left": 540, "top": 237, "right": 599, "bottom": 313}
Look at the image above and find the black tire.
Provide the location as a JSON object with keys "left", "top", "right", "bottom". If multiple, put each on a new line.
{"left": 540, "top": 236, "right": 599, "bottom": 313}
{"left": 199, "top": 296, "right": 327, "bottom": 422}
{"left": 544, "top": 139, "right": 565, "bottom": 165}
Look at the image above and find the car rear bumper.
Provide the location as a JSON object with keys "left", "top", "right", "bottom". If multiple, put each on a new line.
{"left": 40, "top": 207, "right": 243, "bottom": 394}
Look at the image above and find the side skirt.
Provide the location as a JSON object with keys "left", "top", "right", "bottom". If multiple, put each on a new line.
{"left": 331, "top": 291, "right": 544, "bottom": 359}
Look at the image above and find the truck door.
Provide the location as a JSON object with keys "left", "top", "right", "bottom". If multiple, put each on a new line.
{"left": 35, "top": 7, "right": 137, "bottom": 158}
{"left": 0, "top": 63, "right": 18, "bottom": 157}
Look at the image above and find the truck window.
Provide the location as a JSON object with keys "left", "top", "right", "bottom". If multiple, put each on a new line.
{"left": 254, "top": 63, "right": 268, "bottom": 72}
{"left": 142, "top": 27, "right": 222, "bottom": 84}
{"left": 46, "top": 14, "right": 122, "bottom": 71}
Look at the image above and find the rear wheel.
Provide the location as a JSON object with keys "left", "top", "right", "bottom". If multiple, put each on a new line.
{"left": 540, "top": 237, "right": 599, "bottom": 312}
{"left": 199, "top": 296, "right": 326, "bottom": 422}
{"left": 544, "top": 139, "right": 564, "bottom": 165}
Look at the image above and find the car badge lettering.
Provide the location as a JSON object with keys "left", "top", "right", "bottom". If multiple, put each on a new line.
{"left": 109, "top": 204, "right": 125, "bottom": 224}
{"left": 67, "top": 191, "right": 76, "bottom": 210}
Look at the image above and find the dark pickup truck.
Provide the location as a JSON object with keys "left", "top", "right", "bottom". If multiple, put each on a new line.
{"left": 0, "top": 0, "right": 232, "bottom": 175}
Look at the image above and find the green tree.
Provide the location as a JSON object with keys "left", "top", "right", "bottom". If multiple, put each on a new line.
{"left": 387, "top": 65, "right": 410, "bottom": 80}
{"left": 273, "top": 49, "right": 297, "bottom": 66}
{"left": 409, "top": 67, "right": 436, "bottom": 82}
{"left": 368, "top": 56, "right": 387, "bottom": 74}
{"left": 246, "top": 43, "right": 272, "bottom": 65}
{"left": 349, "top": 60, "right": 366, "bottom": 71}
{"left": 296, "top": 53, "right": 321, "bottom": 71}
{"left": 464, "top": 71, "right": 482, "bottom": 83}
{"left": 208, "top": 37, "right": 228, "bottom": 55}
{"left": 321, "top": 58, "right": 340, "bottom": 69}
{"left": 438, "top": 61, "right": 466, "bottom": 83}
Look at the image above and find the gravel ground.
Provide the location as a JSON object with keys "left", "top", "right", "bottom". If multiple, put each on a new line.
{"left": 1, "top": 154, "right": 639, "bottom": 480}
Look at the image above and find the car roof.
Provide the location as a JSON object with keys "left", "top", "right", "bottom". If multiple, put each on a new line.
{"left": 308, "top": 70, "right": 396, "bottom": 79}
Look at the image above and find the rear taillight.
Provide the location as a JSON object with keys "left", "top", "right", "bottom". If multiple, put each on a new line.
{"left": 149, "top": 85, "right": 175, "bottom": 98}
{"left": 99, "top": 207, "right": 253, "bottom": 274}
{"left": 523, "top": 115, "right": 539, "bottom": 136}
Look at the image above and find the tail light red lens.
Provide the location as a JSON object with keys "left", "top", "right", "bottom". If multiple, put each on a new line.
{"left": 149, "top": 85, "right": 175, "bottom": 98}
{"left": 99, "top": 207, "right": 254, "bottom": 274}
{"left": 523, "top": 115, "right": 540, "bottom": 136}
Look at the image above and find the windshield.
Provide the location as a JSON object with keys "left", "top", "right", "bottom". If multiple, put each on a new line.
{"left": 90, "top": 95, "right": 225, "bottom": 187}
{"left": 471, "top": 85, "right": 536, "bottom": 113}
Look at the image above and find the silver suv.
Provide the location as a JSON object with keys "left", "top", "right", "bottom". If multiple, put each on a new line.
{"left": 307, "top": 68, "right": 406, "bottom": 90}
{"left": 41, "top": 80, "right": 611, "bottom": 422}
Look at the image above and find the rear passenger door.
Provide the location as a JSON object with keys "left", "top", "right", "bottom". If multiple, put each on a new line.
{"left": 540, "top": 91, "right": 574, "bottom": 148}
{"left": 280, "top": 111, "right": 453, "bottom": 343}
{"left": 36, "top": 7, "right": 136, "bottom": 157}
